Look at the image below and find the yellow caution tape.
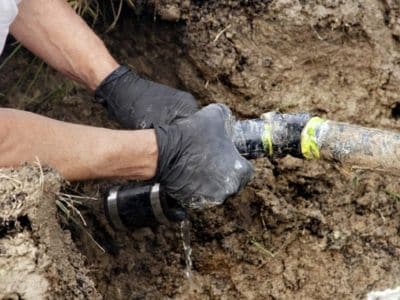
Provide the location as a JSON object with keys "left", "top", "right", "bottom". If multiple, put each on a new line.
{"left": 262, "top": 123, "right": 273, "bottom": 157}
{"left": 301, "top": 117, "right": 325, "bottom": 160}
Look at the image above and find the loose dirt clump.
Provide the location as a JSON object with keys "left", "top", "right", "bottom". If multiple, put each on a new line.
{"left": 0, "top": 166, "right": 99, "bottom": 299}
{"left": 1, "top": 0, "right": 400, "bottom": 299}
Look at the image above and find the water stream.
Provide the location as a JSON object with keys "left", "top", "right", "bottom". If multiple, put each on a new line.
{"left": 180, "top": 219, "right": 193, "bottom": 280}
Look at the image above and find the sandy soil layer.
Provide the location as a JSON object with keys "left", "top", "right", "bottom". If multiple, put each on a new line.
{"left": 0, "top": 166, "right": 99, "bottom": 299}
{"left": 1, "top": 0, "right": 400, "bottom": 299}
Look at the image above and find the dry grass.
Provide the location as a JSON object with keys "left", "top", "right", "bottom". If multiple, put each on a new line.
{"left": 69, "top": 0, "right": 100, "bottom": 21}
{"left": 68, "top": 0, "right": 135, "bottom": 30}
{"left": 56, "top": 191, "right": 105, "bottom": 253}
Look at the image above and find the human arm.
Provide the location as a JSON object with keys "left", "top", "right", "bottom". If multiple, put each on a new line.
{"left": 0, "top": 104, "right": 252, "bottom": 206}
{"left": 10, "top": 0, "right": 198, "bottom": 129}
{"left": 0, "top": 108, "right": 157, "bottom": 181}
{"left": 10, "top": 0, "right": 118, "bottom": 90}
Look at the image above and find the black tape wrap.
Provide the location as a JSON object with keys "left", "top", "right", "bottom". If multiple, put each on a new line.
{"left": 262, "top": 112, "right": 312, "bottom": 158}
{"left": 232, "top": 113, "right": 312, "bottom": 159}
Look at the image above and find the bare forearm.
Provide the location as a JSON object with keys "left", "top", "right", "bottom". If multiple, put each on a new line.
{"left": 0, "top": 109, "right": 157, "bottom": 181}
{"left": 10, "top": 0, "right": 118, "bottom": 90}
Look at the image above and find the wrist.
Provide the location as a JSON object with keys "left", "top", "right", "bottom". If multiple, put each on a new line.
{"left": 154, "top": 124, "right": 182, "bottom": 182}
{"left": 94, "top": 65, "right": 135, "bottom": 104}
{"left": 100, "top": 129, "right": 158, "bottom": 180}
{"left": 87, "top": 60, "right": 120, "bottom": 91}
{"left": 128, "top": 130, "right": 158, "bottom": 180}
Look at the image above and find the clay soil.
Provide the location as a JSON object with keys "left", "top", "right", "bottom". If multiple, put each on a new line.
{"left": 2, "top": 1, "right": 400, "bottom": 299}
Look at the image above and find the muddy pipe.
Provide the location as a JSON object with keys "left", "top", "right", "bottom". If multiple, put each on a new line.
{"left": 105, "top": 112, "right": 400, "bottom": 230}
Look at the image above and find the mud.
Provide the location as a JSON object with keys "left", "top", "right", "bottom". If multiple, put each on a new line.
{"left": 1, "top": 0, "right": 400, "bottom": 299}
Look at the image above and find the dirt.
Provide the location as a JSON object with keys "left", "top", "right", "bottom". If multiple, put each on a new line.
{"left": 1, "top": 0, "right": 400, "bottom": 299}
{"left": 0, "top": 166, "right": 99, "bottom": 299}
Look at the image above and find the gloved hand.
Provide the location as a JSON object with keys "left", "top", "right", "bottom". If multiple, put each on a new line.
{"left": 155, "top": 103, "right": 253, "bottom": 209}
{"left": 95, "top": 65, "right": 198, "bottom": 129}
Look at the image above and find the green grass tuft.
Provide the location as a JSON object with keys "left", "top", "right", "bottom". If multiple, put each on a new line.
{"left": 385, "top": 190, "right": 400, "bottom": 201}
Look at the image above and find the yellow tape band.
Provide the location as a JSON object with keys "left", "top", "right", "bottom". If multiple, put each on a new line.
{"left": 301, "top": 117, "right": 325, "bottom": 160}
{"left": 262, "top": 123, "right": 273, "bottom": 157}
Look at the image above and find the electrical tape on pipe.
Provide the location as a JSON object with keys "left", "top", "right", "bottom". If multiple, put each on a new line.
{"left": 301, "top": 117, "right": 325, "bottom": 160}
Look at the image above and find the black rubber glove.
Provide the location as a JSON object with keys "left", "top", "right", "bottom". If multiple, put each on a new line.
{"left": 95, "top": 66, "right": 199, "bottom": 129}
{"left": 155, "top": 103, "right": 254, "bottom": 209}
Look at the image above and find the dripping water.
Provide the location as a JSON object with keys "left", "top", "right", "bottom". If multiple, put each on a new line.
{"left": 180, "top": 219, "right": 193, "bottom": 280}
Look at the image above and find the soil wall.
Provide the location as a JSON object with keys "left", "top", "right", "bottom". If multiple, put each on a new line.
{"left": 0, "top": 166, "right": 99, "bottom": 299}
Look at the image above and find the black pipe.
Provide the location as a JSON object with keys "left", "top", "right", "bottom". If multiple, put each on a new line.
{"left": 105, "top": 112, "right": 312, "bottom": 230}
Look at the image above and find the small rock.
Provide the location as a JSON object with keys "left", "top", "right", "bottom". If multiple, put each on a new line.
{"left": 158, "top": 5, "right": 181, "bottom": 22}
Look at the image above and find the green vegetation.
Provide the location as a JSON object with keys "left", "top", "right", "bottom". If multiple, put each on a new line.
{"left": 385, "top": 190, "right": 400, "bottom": 202}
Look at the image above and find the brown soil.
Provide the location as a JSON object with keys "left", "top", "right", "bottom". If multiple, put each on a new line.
{"left": 1, "top": 0, "right": 400, "bottom": 299}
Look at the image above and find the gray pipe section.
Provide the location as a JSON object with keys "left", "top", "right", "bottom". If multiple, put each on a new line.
{"left": 315, "top": 120, "right": 400, "bottom": 175}
{"left": 234, "top": 112, "right": 400, "bottom": 175}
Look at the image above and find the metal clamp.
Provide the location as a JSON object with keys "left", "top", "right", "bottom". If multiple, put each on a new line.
{"left": 106, "top": 187, "right": 126, "bottom": 231}
{"left": 150, "top": 183, "right": 171, "bottom": 225}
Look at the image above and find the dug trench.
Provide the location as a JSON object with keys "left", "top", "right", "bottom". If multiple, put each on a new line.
{"left": 1, "top": 1, "right": 400, "bottom": 299}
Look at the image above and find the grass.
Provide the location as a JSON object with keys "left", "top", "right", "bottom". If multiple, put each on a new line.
{"left": 246, "top": 230, "right": 275, "bottom": 258}
{"left": 0, "top": 42, "right": 22, "bottom": 72}
{"left": 250, "top": 237, "right": 275, "bottom": 258}
{"left": 56, "top": 191, "right": 105, "bottom": 253}
{"left": 385, "top": 190, "right": 400, "bottom": 201}
{"left": 69, "top": 0, "right": 101, "bottom": 23}
{"left": 68, "top": 0, "right": 135, "bottom": 30}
